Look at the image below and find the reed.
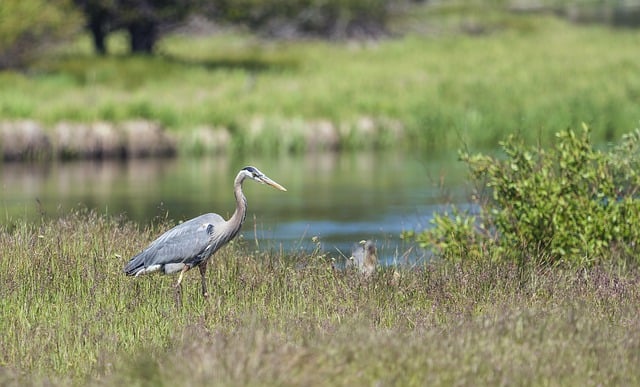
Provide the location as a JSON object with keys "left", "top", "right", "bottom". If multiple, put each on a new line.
{"left": 0, "top": 210, "right": 639, "bottom": 385}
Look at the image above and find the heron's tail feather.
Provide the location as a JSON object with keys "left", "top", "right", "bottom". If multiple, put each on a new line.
{"left": 124, "top": 252, "right": 147, "bottom": 276}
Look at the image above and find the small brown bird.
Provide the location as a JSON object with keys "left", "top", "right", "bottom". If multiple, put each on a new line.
{"left": 347, "top": 240, "right": 378, "bottom": 277}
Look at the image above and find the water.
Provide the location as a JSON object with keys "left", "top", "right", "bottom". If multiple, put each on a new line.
{"left": 0, "top": 150, "right": 469, "bottom": 265}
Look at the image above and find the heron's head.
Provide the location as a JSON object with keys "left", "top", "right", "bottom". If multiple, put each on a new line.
{"left": 240, "top": 166, "right": 287, "bottom": 191}
{"left": 360, "top": 240, "right": 377, "bottom": 255}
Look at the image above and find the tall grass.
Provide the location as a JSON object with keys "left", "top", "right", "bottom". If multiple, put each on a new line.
{"left": 1, "top": 211, "right": 639, "bottom": 385}
{"left": 1, "top": 13, "right": 640, "bottom": 153}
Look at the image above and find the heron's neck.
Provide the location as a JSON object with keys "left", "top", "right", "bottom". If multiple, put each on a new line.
{"left": 227, "top": 176, "right": 248, "bottom": 235}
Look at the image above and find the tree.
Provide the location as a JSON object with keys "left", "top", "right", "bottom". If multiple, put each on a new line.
{"left": 0, "top": 0, "right": 82, "bottom": 68}
{"left": 119, "top": 0, "right": 194, "bottom": 53}
{"left": 75, "top": 0, "right": 195, "bottom": 54}
{"left": 75, "top": 0, "right": 392, "bottom": 55}
{"left": 74, "top": 0, "right": 116, "bottom": 55}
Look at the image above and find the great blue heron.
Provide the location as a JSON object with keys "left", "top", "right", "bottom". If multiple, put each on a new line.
{"left": 347, "top": 240, "right": 378, "bottom": 276}
{"left": 123, "top": 166, "right": 286, "bottom": 303}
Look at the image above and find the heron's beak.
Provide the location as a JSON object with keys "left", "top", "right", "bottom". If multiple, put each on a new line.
{"left": 260, "top": 176, "right": 287, "bottom": 191}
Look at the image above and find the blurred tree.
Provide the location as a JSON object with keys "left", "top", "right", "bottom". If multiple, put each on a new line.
{"left": 0, "top": 0, "right": 82, "bottom": 68}
{"left": 119, "top": 0, "right": 195, "bottom": 53}
{"left": 74, "top": 0, "right": 116, "bottom": 55}
{"left": 211, "top": 0, "right": 391, "bottom": 39}
{"left": 74, "top": 0, "right": 394, "bottom": 55}
{"left": 75, "top": 0, "right": 196, "bottom": 54}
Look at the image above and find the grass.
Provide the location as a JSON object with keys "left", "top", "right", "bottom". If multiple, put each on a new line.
{"left": 1, "top": 10, "right": 640, "bottom": 153}
{"left": 1, "top": 210, "right": 639, "bottom": 385}
{"left": 2, "top": 5, "right": 640, "bottom": 384}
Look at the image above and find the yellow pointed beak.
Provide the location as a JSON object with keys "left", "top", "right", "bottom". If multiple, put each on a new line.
{"left": 261, "top": 176, "right": 287, "bottom": 191}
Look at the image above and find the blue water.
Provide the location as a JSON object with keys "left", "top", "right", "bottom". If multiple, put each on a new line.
{"left": 0, "top": 150, "right": 469, "bottom": 265}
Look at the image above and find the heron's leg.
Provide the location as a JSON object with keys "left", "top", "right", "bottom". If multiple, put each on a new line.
{"left": 174, "top": 266, "right": 189, "bottom": 308}
{"left": 175, "top": 286, "right": 182, "bottom": 308}
{"left": 198, "top": 261, "right": 209, "bottom": 298}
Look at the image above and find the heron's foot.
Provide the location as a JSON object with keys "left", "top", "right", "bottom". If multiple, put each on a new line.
{"left": 200, "top": 281, "right": 209, "bottom": 299}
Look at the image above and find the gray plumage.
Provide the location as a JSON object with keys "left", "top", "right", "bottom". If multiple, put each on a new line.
{"left": 123, "top": 212, "right": 229, "bottom": 276}
{"left": 347, "top": 240, "right": 378, "bottom": 276}
{"left": 124, "top": 166, "right": 286, "bottom": 303}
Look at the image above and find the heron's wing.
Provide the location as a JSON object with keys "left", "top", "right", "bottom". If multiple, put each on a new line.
{"left": 124, "top": 213, "right": 225, "bottom": 274}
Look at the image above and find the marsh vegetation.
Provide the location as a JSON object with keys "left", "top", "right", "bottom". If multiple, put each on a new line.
{"left": 2, "top": 129, "right": 640, "bottom": 385}
{"left": 1, "top": 211, "right": 640, "bottom": 386}
{"left": 3, "top": 2, "right": 640, "bottom": 385}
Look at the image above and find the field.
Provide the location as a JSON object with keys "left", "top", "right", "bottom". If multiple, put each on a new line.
{"left": 3, "top": 6, "right": 640, "bottom": 385}
{"left": 0, "top": 211, "right": 639, "bottom": 385}
{"left": 1, "top": 12, "right": 640, "bottom": 154}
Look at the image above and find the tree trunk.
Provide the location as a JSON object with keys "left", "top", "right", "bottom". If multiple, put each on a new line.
{"left": 128, "top": 20, "right": 157, "bottom": 54}
{"left": 88, "top": 11, "right": 108, "bottom": 55}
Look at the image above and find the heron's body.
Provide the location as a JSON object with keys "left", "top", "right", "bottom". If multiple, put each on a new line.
{"left": 123, "top": 166, "right": 286, "bottom": 304}
{"left": 124, "top": 212, "right": 232, "bottom": 277}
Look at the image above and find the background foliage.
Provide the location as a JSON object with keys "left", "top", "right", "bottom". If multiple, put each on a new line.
{"left": 212, "top": 0, "right": 390, "bottom": 38}
{"left": 2, "top": 15, "right": 640, "bottom": 155}
{"left": 405, "top": 127, "right": 640, "bottom": 267}
{"left": 0, "top": 0, "right": 82, "bottom": 68}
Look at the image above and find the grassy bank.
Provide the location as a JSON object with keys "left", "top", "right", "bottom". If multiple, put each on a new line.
{"left": 1, "top": 211, "right": 639, "bottom": 385}
{"left": 1, "top": 12, "right": 640, "bottom": 154}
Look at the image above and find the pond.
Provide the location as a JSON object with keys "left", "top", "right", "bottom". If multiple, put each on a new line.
{"left": 0, "top": 150, "right": 470, "bottom": 265}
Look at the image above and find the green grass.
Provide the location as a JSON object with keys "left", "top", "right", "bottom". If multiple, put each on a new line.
{"left": 1, "top": 211, "right": 640, "bottom": 385}
{"left": 1, "top": 11, "right": 640, "bottom": 153}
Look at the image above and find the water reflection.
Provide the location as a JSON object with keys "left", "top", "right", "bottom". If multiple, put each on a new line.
{"left": 0, "top": 151, "right": 468, "bottom": 265}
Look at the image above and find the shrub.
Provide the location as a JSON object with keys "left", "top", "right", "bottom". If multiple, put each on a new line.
{"left": 0, "top": 0, "right": 82, "bottom": 69}
{"left": 405, "top": 125, "right": 640, "bottom": 267}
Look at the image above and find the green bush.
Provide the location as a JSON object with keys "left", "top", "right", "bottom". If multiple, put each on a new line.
{"left": 0, "top": 0, "right": 81, "bottom": 68}
{"left": 405, "top": 126, "right": 640, "bottom": 267}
